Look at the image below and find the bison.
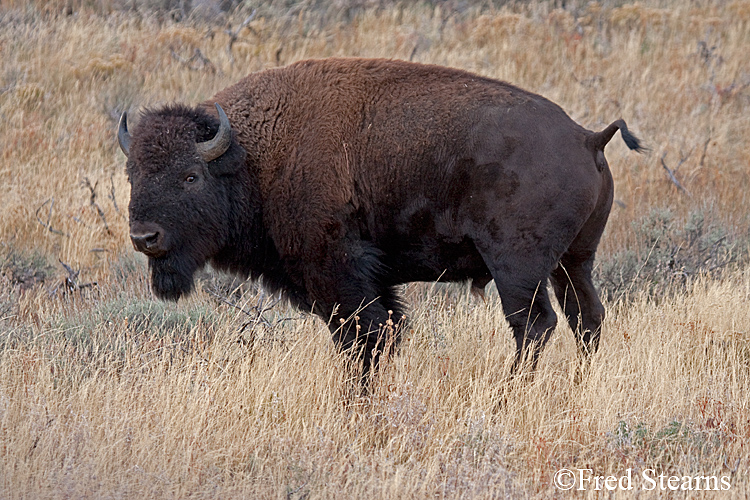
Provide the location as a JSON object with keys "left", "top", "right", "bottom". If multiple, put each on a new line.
{"left": 117, "top": 58, "right": 642, "bottom": 377}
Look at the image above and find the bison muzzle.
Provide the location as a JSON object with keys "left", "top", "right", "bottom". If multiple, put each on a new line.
{"left": 117, "top": 58, "right": 643, "bottom": 378}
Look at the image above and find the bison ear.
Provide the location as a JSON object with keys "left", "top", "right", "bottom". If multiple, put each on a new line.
{"left": 206, "top": 141, "right": 247, "bottom": 177}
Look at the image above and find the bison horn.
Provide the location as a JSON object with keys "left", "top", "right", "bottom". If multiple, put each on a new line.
{"left": 196, "top": 103, "right": 232, "bottom": 162}
{"left": 117, "top": 111, "right": 131, "bottom": 157}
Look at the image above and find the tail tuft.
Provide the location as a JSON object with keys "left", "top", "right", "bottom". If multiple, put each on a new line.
{"left": 587, "top": 119, "right": 646, "bottom": 153}
{"left": 617, "top": 120, "right": 646, "bottom": 153}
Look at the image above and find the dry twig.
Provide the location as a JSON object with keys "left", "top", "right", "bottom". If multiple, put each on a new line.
{"left": 225, "top": 9, "right": 257, "bottom": 66}
{"left": 660, "top": 151, "right": 692, "bottom": 197}
{"left": 35, "top": 198, "right": 68, "bottom": 237}
{"left": 57, "top": 260, "right": 97, "bottom": 294}
{"left": 108, "top": 175, "right": 121, "bottom": 215}
{"left": 170, "top": 47, "right": 218, "bottom": 74}
{"left": 699, "top": 132, "right": 711, "bottom": 168}
{"left": 82, "top": 177, "right": 113, "bottom": 235}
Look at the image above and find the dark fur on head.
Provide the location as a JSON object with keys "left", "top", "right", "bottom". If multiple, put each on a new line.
{"left": 126, "top": 104, "right": 256, "bottom": 301}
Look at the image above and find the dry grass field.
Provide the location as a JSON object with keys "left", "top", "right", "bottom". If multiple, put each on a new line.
{"left": 1, "top": 0, "right": 749, "bottom": 498}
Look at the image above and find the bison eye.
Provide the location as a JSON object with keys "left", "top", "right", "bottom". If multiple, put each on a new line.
{"left": 185, "top": 174, "right": 198, "bottom": 184}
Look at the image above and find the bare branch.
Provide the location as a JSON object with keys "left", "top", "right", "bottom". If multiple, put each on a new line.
{"left": 193, "top": 48, "right": 216, "bottom": 73}
{"left": 409, "top": 41, "right": 420, "bottom": 62}
{"left": 82, "top": 177, "right": 113, "bottom": 236}
{"left": 275, "top": 47, "right": 283, "bottom": 66}
{"left": 35, "top": 198, "right": 68, "bottom": 237}
{"left": 207, "top": 285, "right": 302, "bottom": 346}
{"left": 171, "top": 47, "right": 219, "bottom": 74}
{"left": 207, "top": 287, "right": 281, "bottom": 329}
{"left": 660, "top": 152, "right": 692, "bottom": 197}
{"left": 108, "top": 175, "right": 121, "bottom": 215}
{"left": 699, "top": 131, "right": 711, "bottom": 168}
{"left": 674, "top": 147, "right": 694, "bottom": 174}
{"left": 226, "top": 9, "right": 257, "bottom": 66}
{"left": 57, "top": 259, "right": 97, "bottom": 294}
{"left": 208, "top": 287, "right": 257, "bottom": 319}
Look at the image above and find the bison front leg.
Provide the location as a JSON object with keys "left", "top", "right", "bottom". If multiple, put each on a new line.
{"left": 328, "top": 289, "right": 402, "bottom": 381}
{"left": 303, "top": 248, "right": 403, "bottom": 383}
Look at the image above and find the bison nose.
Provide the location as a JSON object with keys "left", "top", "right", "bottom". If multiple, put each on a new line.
{"left": 130, "top": 225, "right": 167, "bottom": 257}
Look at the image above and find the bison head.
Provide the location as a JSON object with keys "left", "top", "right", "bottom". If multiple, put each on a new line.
{"left": 118, "top": 103, "right": 247, "bottom": 300}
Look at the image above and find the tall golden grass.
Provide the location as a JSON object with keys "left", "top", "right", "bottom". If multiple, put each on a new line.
{"left": 1, "top": 1, "right": 749, "bottom": 498}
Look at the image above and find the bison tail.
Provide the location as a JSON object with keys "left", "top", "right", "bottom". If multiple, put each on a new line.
{"left": 587, "top": 119, "right": 646, "bottom": 153}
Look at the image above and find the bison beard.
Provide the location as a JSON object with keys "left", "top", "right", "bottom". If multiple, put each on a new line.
{"left": 149, "top": 254, "right": 202, "bottom": 301}
{"left": 147, "top": 225, "right": 237, "bottom": 301}
{"left": 118, "top": 57, "right": 645, "bottom": 386}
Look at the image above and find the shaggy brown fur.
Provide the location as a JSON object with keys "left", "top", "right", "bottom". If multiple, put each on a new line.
{"left": 121, "top": 58, "right": 643, "bottom": 377}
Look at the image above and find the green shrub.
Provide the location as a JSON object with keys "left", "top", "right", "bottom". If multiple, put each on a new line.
{"left": 596, "top": 207, "right": 741, "bottom": 301}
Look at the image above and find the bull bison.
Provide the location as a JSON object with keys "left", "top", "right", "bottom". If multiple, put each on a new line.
{"left": 117, "top": 57, "right": 642, "bottom": 377}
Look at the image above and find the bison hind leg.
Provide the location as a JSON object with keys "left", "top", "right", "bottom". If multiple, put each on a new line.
{"left": 473, "top": 244, "right": 559, "bottom": 375}
{"left": 550, "top": 253, "right": 604, "bottom": 360}
{"left": 502, "top": 280, "right": 558, "bottom": 374}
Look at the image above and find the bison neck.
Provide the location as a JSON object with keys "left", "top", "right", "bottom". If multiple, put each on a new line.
{"left": 207, "top": 170, "right": 311, "bottom": 310}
